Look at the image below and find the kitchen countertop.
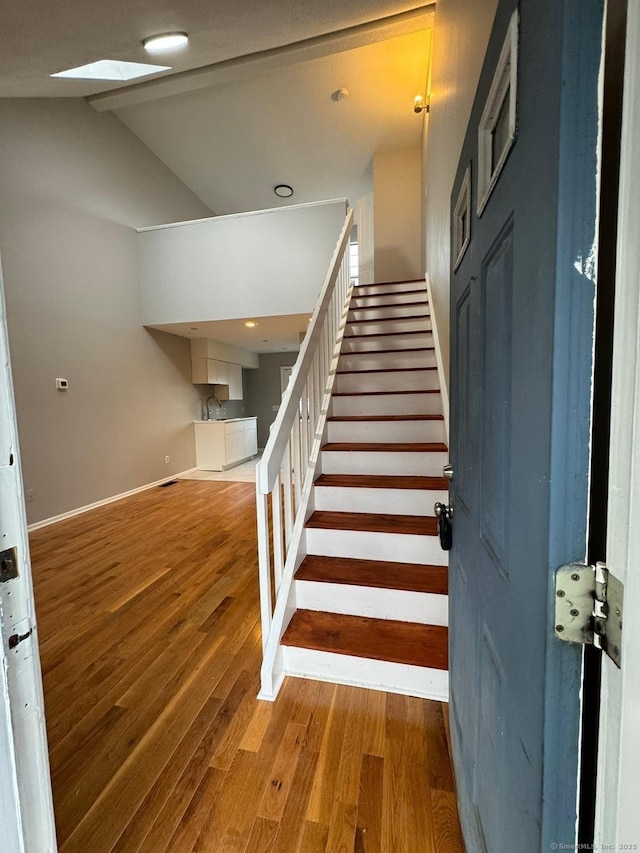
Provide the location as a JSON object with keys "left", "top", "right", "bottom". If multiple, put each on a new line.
{"left": 194, "top": 417, "right": 256, "bottom": 424}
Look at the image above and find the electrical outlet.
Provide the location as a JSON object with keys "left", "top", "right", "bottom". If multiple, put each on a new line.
{"left": 26, "top": 490, "right": 35, "bottom": 503}
{"left": 165, "top": 456, "right": 170, "bottom": 464}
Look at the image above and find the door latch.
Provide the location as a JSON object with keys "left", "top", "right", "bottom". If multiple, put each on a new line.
{"left": 0, "top": 547, "right": 18, "bottom": 583}
{"left": 434, "top": 502, "right": 453, "bottom": 550}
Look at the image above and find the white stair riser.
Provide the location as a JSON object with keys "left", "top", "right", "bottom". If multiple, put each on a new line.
{"left": 348, "top": 304, "right": 428, "bottom": 321}
{"left": 305, "top": 527, "right": 445, "bottom": 565}
{"left": 338, "top": 350, "right": 437, "bottom": 371}
{"left": 335, "top": 369, "right": 439, "bottom": 394}
{"left": 295, "top": 580, "right": 448, "bottom": 625}
{"left": 327, "top": 418, "right": 445, "bottom": 443}
{"left": 346, "top": 318, "right": 430, "bottom": 336}
{"left": 281, "top": 648, "right": 449, "bottom": 702}
{"left": 341, "top": 332, "right": 434, "bottom": 352}
{"left": 313, "top": 485, "right": 449, "bottom": 515}
{"left": 355, "top": 281, "right": 424, "bottom": 296}
{"left": 351, "top": 292, "right": 427, "bottom": 308}
{"left": 332, "top": 393, "right": 443, "bottom": 417}
{"left": 320, "top": 450, "right": 448, "bottom": 477}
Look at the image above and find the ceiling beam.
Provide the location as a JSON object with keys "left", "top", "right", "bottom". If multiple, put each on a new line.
{"left": 87, "top": 5, "right": 434, "bottom": 112}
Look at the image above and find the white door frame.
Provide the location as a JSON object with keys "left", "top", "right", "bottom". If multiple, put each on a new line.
{"left": 0, "top": 255, "right": 57, "bottom": 852}
{"left": 594, "top": 0, "right": 640, "bottom": 845}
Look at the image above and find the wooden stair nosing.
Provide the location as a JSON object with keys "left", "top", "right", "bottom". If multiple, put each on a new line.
{"left": 339, "top": 346, "right": 435, "bottom": 356}
{"left": 282, "top": 610, "right": 449, "bottom": 670}
{"left": 327, "top": 414, "right": 444, "bottom": 422}
{"left": 331, "top": 389, "right": 441, "bottom": 397}
{"left": 348, "top": 299, "right": 429, "bottom": 312}
{"left": 321, "top": 442, "right": 448, "bottom": 453}
{"left": 295, "top": 554, "right": 449, "bottom": 595}
{"left": 306, "top": 510, "right": 437, "bottom": 536}
{"left": 344, "top": 329, "right": 431, "bottom": 339}
{"left": 314, "top": 473, "right": 449, "bottom": 490}
{"left": 346, "top": 313, "right": 430, "bottom": 324}
{"left": 336, "top": 366, "right": 437, "bottom": 375}
{"left": 355, "top": 279, "right": 424, "bottom": 287}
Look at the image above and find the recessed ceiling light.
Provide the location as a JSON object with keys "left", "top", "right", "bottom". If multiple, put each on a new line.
{"left": 143, "top": 32, "right": 189, "bottom": 52}
{"left": 274, "top": 184, "right": 293, "bottom": 198}
{"left": 244, "top": 320, "right": 258, "bottom": 328}
{"left": 51, "top": 59, "right": 171, "bottom": 81}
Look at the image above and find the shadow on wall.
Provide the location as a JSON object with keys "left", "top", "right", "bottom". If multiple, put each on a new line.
{"left": 373, "top": 248, "right": 422, "bottom": 283}
{"left": 243, "top": 352, "right": 298, "bottom": 448}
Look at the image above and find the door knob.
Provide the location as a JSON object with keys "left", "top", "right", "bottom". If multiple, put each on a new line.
{"left": 434, "top": 502, "right": 453, "bottom": 550}
{"left": 443, "top": 464, "right": 454, "bottom": 481}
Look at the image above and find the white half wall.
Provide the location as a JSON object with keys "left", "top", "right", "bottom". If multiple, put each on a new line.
{"left": 0, "top": 99, "right": 213, "bottom": 524}
{"left": 423, "top": 0, "right": 499, "bottom": 390}
{"left": 137, "top": 199, "right": 348, "bottom": 325}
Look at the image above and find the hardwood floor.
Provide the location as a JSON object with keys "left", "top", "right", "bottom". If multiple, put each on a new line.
{"left": 29, "top": 479, "right": 465, "bottom": 852}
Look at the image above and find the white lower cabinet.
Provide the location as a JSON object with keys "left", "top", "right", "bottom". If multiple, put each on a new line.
{"left": 194, "top": 417, "right": 258, "bottom": 471}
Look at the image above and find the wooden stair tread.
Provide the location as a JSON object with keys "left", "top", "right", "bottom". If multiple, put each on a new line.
{"left": 282, "top": 610, "right": 449, "bottom": 670}
{"left": 314, "top": 473, "right": 449, "bottom": 490}
{"left": 331, "top": 389, "right": 441, "bottom": 396}
{"left": 321, "top": 442, "right": 447, "bottom": 452}
{"left": 339, "top": 346, "right": 435, "bottom": 355}
{"left": 349, "top": 299, "right": 428, "bottom": 311}
{"left": 344, "top": 329, "right": 430, "bottom": 339}
{"left": 296, "top": 555, "right": 448, "bottom": 595}
{"left": 306, "top": 510, "right": 437, "bottom": 536}
{"left": 347, "top": 313, "right": 430, "bottom": 324}
{"left": 336, "top": 366, "right": 437, "bottom": 374}
{"left": 328, "top": 414, "right": 444, "bottom": 422}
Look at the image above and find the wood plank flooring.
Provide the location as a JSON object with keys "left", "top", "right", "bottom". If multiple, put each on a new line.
{"left": 29, "top": 479, "right": 465, "bottom": 852}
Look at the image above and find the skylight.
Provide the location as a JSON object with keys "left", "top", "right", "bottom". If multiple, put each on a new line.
{"left": 51, "top": 60, "right": 171, "bottom": 81}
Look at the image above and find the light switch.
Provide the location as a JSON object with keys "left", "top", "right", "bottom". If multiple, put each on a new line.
{"left": 55, "top": 378, "right": 69, "bottom": 391}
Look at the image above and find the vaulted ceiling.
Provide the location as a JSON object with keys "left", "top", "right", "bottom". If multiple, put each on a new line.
{"left": 1, "top": 1, "right": 433, "bottom": 348}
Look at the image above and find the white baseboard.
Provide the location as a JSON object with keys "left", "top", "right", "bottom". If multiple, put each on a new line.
{"left": 27, "top": 468, "right": 198, "bottom": 532}
{"left": 282, "top": 647, "right": 449, "bottom": 702}
{"left": 425, "top": 273, "right": 450, "bottom": 443}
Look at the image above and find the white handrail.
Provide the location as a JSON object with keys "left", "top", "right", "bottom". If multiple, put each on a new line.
{"left": 255, "top": 208, "right": 354, "bottom": 697}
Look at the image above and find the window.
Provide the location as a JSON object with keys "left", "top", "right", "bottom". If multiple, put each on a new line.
{"left": 453, "top": 165, "right": 472, "bottom": 270}
{"left": 477, "top": 9, "right": 519, "bottom": 215}
{"left": 349, "top": 240, "right": 359, "bottom": 286}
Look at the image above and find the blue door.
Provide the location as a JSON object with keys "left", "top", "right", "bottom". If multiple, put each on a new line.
{"left": 449, "top": 1, "right": 603, "bottom": 850}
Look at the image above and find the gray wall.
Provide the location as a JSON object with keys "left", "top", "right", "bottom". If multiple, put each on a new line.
{"left": 243, "top": 353, "right": 298, "bottom": 448}
{"left": 423, "top": 0, "right": 499, "bottom": 391}
{"left": 0, "top": 99, "right": 213, "bottom": 524}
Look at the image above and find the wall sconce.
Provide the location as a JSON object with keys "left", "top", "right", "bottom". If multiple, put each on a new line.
{"left": 414, "top": 94, "right": 430, "bottom": 114}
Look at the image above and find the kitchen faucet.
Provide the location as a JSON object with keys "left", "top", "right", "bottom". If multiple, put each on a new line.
{"left": 206, "top": 395, "right": 220, "bottom": 420}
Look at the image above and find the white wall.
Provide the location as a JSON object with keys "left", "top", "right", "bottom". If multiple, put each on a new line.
{"left": 373, "top": 146, "right": 423, "bottom": 282}
{"left": 0, "top": 99, "right": 213, "bottom": 524}
{"left": 138, "top": 200, "right": 348, "bottom": 325}
{"left": 424, "top": 0, "right": 499, "bottom": 388}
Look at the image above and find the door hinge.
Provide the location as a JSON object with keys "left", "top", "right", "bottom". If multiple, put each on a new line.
{"left": 554, "top": 562, "right": 623, "bottom": 668}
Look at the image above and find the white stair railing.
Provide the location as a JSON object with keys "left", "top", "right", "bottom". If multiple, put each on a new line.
{"left": 255, "top": 208, "right": 354, "bottom": 699}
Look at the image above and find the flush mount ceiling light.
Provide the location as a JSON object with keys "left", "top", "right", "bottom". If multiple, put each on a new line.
{"left": 274, "top": 184, "right": 294, "bottom": 198}
{"left": 143, "top": 32, "right": 189, "bottom": 52}
{"left": 51, "top": 59, "right": 171, "bottom": 81}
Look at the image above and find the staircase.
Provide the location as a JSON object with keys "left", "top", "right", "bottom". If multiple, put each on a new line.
{"left": 279, "top": 279, "right": 450, "bottom": 700}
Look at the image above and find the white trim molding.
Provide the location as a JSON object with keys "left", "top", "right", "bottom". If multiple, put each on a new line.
{"left": 425, "top": 273, "right": 450, "bottom": 442}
